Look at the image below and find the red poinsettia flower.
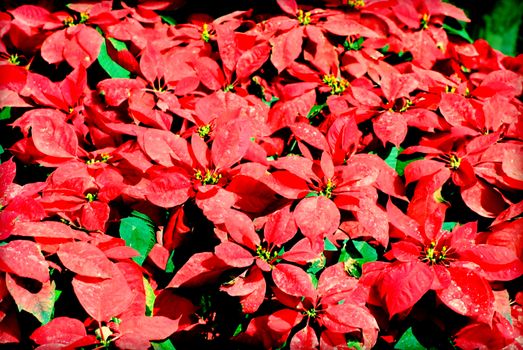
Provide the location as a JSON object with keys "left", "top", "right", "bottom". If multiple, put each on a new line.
{"left": 242, "top": 262, "right": 378, "bottom": 349}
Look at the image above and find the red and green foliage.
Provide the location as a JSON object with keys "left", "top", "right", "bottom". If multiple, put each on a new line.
{"left": 0, "top": 0, "right": 522, "bottom": 348}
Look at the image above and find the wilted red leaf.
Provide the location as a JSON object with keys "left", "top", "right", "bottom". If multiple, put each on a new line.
{"left": 5, "top": 273, "right": 55, "bottom": 324}
{"left": 0, "top": 240, "right": 49, "bottom": 283}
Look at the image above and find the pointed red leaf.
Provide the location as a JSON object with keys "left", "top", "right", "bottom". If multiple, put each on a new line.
{"left": 461, "top": 180, "right": 507, "bottom": 218}
{"left": 64, "top": 26, "right": 103, "bottom": 68}
{"left": 146, "top": 168, "right": 192, "bottom": 208}
{"left": 41, "top": 30, "right": 66, "bottom": 65}
{"left": 11, "top": 221, "right": 88, "bottom": 240}
{"left": 381, "top": 261, "right": 434, "bottom": 317}
{"left": 290, "top": 122, "right": 328, "bottom": 150}
{"left": 264, "top": 204, "right": 297, "bottom": 246}
{"left": 404, "top": 159, "right": 445, "bottom": 185}
{"left": 212, "top": 119, "right": 251, "bottom": 170}
{"left": 97, "top": 78, "right": 145, "bottom": 106}
{"left": 224, "top": 210, "right": 260, "bottom": 250}
{"left": 276, "top": 0, "right": 298, "bottom": 15}
{"left": 236, "top": 43, "right": 271, "bottom": 81}
{"left": 322, "top": 303, "right": 378, "bottom": 333}
{"left": 57, "top": 242, "right": 114, "bottom": 279}
{"left": 290, "top": 325, "right": 318, "bottom": 350}
{"left": 31, "top": 317, "right": 86, "bottom": 346}
{"left": 167, "top": 252, "right": 228, "bottom": 288}
{"left": 119, "top": 316, "right": 181, "bottom": 340}
{"left": 215, "top": 241, "right": 254, "bottom": 268}
{"left": 272, "top": 263, "right": 315, "bottom": 300}
{"left": 294, "top": 196, "right": 340, "bottom": 246}
{"left": 72, "top": 264, "right": 134, "bottom": 322}
{"left": 271, "top": 27, "right": 303, "bottom": 73}
{"left": 374, "top": 111, "right": 408, "bottom": 147}
{"left": 140, "top": 45, "right": 162, "bottom": 83}
{"left": 439, "top": 93, "right": 475, "bottom": 127}
{"left": 31, "top": 115, "right": 78, "bottom": 158}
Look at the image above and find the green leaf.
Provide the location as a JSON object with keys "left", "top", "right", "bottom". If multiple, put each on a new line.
{"left": 305, "top": 191, "right": 319, "bottom": 198}
{"left": 98, "top": 39, "right": 131, "bottom": 79}
{"left": 394, "top": 327, "right": 427, "bottom": 350}
{"left": 307, "top": 104, "right": 326, "bottom": 119}
{"left": 344, "top": 37, "right": 365, "bottom": 51}
{"left": 442, "top": 221, "right": 458, "bottom": 232}
{"left": 347, "top": 339, "right": 364, "bottom": 350}
{"left": 143, "top": 277, "right": 155, "bottom": 317}
{"left": 233, "top": 322, "right": 244, "bottom": 337}
{"left": 479, "top": 0, "right": 523, "bottom": 56}
{"left": 108, "top": 37, "right": 128, "bottom": 51}
{"left": 0, "top": 107, "right": 11, "bottom": 121}
{"left": 352, "top": 240, "right": 378, "bottom": 264}
{"left": 161, "top": 15, "right": 177, "bottom": 25}
{"left": 395, "top": 150, "right": 424, "bottom": 177}
{"left": 443, "top": 21, "right": 473, "bottom": 44}
{"left": 119, "top": 211, "right": 156, "bottom": 265}
{"left": 263, "top": 96, "right": 279, "bottom": 107}
{"left": 384, "top": 146, "right": 399, "bottom": 171}
{"left": 165, "top": 250, "right": 175, "bottom": 273}
{"left": 338, "top": 240, "right": 378, "bottom": 278}
{"left": 324, "top": 237, "right": 338, "bottom": 251}
{"left": 152, "top": 339, "right": 177, "bottom": 350}
{"left": 0, "top": 144, "right": 4, "bottom": 159}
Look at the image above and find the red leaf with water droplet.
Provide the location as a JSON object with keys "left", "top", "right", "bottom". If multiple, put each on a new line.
{"left": 436, "top": 266, "right": 494, "bottom": 324}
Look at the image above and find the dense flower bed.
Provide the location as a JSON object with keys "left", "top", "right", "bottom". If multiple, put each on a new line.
{"left": 0, "top": 0, "right": 522, "bottom": 348}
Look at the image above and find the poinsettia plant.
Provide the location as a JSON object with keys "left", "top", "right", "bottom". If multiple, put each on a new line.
{"left": 0, "top": 0, "right": 522, "bottom": 348}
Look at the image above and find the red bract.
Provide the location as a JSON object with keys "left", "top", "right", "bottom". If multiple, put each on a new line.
{"left": 0, "top": 0, "right": 521, "bottom": 348}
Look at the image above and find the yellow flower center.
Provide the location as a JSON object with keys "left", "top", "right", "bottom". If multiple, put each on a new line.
{"left": 194, "top": 168, "right": 222, "bottom": 185}
{"left": 297, "top": 9, "right": 311, "bottom": 25}
{"left": 201, "top": 23, "right": 211, "bottom": 42}
{"left": 322, "top": 74, "right": 350, "bottom": 95}
{"left": 347, "top": 0, "right": 365, "bottom": 9}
